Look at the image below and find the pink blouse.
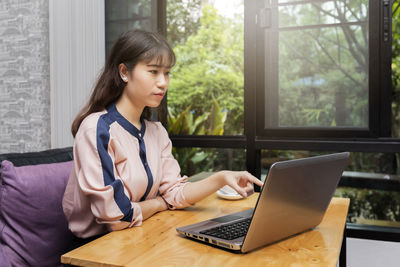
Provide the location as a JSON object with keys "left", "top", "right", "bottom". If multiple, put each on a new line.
{"left": 62, "top": 104, "right": 191, "bottom": 238}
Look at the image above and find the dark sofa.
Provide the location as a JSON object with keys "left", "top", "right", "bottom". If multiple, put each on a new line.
{"left": 0, "top": 147, "right": 75, "bottom": 266}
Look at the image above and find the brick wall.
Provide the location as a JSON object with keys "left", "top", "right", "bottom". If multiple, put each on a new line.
{"left": 0, "top": 0, "right": 50, "bottom": 153}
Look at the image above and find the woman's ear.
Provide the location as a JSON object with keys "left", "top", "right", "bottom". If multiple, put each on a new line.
{"left": 118, "top": 63, "right": 129, "bottom": 82}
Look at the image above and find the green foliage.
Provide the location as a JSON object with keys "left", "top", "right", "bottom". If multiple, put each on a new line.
{"left": 167, "top": 106, "right": 207, "bottom": 135}
{"left": 170, "top": 147, "right": 211, "bottom": 176}
{"left": 166, "top": 0, "right": 202, "bottom": 47}
{"left": 167, "top": 98, "right": 227, "bottom": 135}
{"left": 393, "top": 0, "right": 400, "bottom": 138}
{"left": 391, "top": 1, "right": 400, "bottom": 176}
{"left": 167, "top": 99, "right": 227, "bottom": 175}
{"left": 167, "top": 4, "right": 244, "bottom": 135}
{"left": 335, "top": 187, "right": 400, "bottom": 222}
{"left": 347, "top": 152, "right": 398, "bottom": 175}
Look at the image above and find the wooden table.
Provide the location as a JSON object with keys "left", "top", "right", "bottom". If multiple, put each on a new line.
{"left": 61, "top": 194, "right": 350, "bottom": 267}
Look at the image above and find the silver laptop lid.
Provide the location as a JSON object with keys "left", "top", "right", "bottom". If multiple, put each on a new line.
{"left": 241, "top": 152, "right": 349, "bottom": 252}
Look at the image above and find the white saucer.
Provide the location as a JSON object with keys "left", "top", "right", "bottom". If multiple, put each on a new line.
{"left": 216, "top": 185, "right": 243, "bottom": 200}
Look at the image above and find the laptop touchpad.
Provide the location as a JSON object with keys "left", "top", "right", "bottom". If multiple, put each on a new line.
{"left": 211, "top": 215, "right": 243, "bottom": 223}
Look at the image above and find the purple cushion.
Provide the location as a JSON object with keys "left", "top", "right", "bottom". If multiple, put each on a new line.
{"left": 0, "top": 160, "right": 75, "bottom": 266}
{"left": 0, "top": 245, "right": 11, "bottom": 267}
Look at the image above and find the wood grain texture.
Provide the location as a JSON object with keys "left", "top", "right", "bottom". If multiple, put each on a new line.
{"left": 61, "top": 195, "right": 349, "bottom": 267}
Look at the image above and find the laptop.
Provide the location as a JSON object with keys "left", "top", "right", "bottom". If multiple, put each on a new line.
{"left": 176, "top": 152, "right": 349, "bottom": 253}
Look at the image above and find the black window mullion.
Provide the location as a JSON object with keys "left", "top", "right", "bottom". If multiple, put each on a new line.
{"left": 170, "top": 136, "right": 246, "bottom": 149}
{"left": 151, "top": 0, "right": 166, "bottom": 34}
{"left": 152, "top": 0, "right": 168, "bottom": 126}
{"left": 369, "top": 0, "right": 382, "bottom": 137}
{"left": 245, "top": 0, "right": 262, "bottom": 182}
{"left": 379, "top": 0, "right": 393, "bottom": 137}
{"left": 255, "top": 138, "right": 400, "bottom": 153}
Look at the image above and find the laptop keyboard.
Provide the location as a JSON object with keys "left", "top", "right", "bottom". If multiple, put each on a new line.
{"left": 200, "top": 218, "right": 251, "bottom": 240}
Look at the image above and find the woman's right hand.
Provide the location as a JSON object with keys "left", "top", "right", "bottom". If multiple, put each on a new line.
{"left": 183, "top": 170, "right": 264, "bottom": 205}
{"left": 156, "top": 196, "right": 168, "bottom": 212}
{"left": 218, "top": 170, "right": 264, "bottom": 198}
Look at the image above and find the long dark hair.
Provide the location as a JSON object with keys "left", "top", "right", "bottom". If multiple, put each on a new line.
{"left": 71, "top": 29, "right": 176, "bottom": 137}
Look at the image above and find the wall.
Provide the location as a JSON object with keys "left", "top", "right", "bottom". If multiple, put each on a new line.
{"left": 49, "top": 0, "right": 105, "bottom": 149}
{"left": 0, "top": 0, "right": 105, "bottom": 153}
{"left": 0, "top": 0, "right": 50, "bottom": 153}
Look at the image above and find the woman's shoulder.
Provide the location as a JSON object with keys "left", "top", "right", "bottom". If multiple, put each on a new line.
{"left": 77, "top": 110, "right": 108, "bottom": 135}
{"left": 144, "top": 120, "right": 169, "bottom": 138}
{"left": 145, "top": 120, "right": 165, "bottom": 130}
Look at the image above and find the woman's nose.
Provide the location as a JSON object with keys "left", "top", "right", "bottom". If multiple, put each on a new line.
{"left": 157, "top": 74, "right": 168, "bottom": 88}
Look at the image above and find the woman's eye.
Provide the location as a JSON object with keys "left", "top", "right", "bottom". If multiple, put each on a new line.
{"left": 165, "top": 72, "right": 171, "bottom": 76}
{"left": 150, "top": 70, "right": 158, "bottom": 74}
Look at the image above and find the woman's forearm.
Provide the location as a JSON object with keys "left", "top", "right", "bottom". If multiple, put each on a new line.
{"left": 138, "top": 196, "right": 168, "bottom": 220}
{"left": 183, "top": 172, "right": 226, "bottom": 204}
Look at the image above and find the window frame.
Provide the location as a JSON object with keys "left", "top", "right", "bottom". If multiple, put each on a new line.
{"left": 168, "top": 0, "right": 400, "bottom": 170}
{"left": 254, "top": 0, "right": 392, "bottom": 139}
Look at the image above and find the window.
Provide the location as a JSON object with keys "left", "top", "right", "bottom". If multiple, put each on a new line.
{"left": 255, "top": 0, "right": 392, "bottom": 138}
{"left": 249, "top": 0, "right": 400, "bottom": 235}
{"left": 105, "top": 0, "right": 165, "bottom": 56}
{"left": 165, "top": 0, "right": 246, "bottom": 176}
{"left": 166, "top": 0, "right": 245, "bottom": 136}
{"left": 104, "top": 0, "right": 400, "bottom": 239}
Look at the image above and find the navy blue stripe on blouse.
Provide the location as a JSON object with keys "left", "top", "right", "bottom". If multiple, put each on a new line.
{"left": 96, "top": 113, "right": 133, "bottom": 222}
{"left": 106, "top": 104, "right": 154, "bottom": 202}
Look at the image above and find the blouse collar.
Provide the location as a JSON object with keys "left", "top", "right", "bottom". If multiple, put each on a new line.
{"left": 106, "top": 103, "right": 146, "bottom": 139}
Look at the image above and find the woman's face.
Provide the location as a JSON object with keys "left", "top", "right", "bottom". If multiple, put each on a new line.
{"left": 119, "top": 58, "right": 171, "bottom": 111}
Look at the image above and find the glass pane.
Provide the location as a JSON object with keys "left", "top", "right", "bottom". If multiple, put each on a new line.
{"left": 172, "top": 148, "right": 245, "bottom": 177}
{"left": 105, "top": 0, "right": 152, "bottom": 55}
{"left": 277, "top": 26, "right": 368, "bottom": 127}
{"left": 336, "top": 187, "right": 400, "bottom": 227}
{"left": 166, "top": 0, "right": 244, "bottom": 135}
{"left": 106, "top": 0, "right": 151, "bottom": 21}
{"left": 266, "top": 0, "right": 369, "bottom": 128}
{"left": 278, "top": 0, "right": 368, "bottom": 28}
{"left": 261, "top": 150, "right": 400, "bottom": 228}
{"left": 106, "top": 20, "right": 152, "bottom": 46}
{"left": 277, "top": 0, "right": 317, "bottom": 4}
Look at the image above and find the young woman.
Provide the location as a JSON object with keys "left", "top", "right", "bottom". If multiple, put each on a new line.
{"left": 62, "top": 29, "right": 263, "bottom": 239}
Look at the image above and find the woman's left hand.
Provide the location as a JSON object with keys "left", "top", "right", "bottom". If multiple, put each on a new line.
{"left": 219, "top": 171, "right": 264, "bottom": 198}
